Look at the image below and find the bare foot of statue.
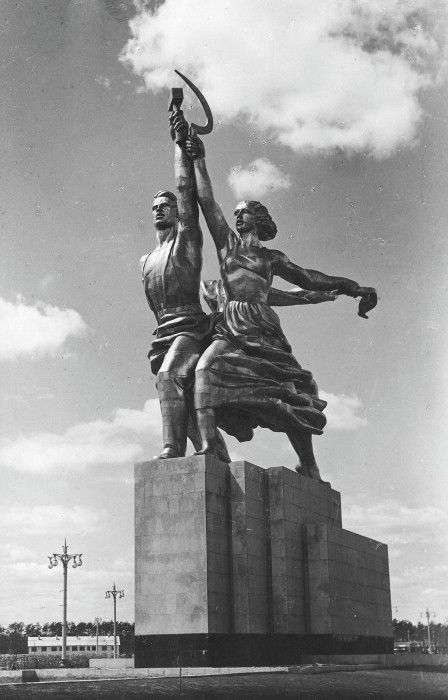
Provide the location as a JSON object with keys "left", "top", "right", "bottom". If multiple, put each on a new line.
{"left": 159, "top": 445, "right": 182, "bottom": 459}
{"left": 295, "top": 463, "right": 331, "bottom": 487}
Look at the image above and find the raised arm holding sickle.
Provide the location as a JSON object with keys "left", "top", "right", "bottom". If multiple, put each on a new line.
{"left": 171, "top": 107, "right": 376, "bottom": 484}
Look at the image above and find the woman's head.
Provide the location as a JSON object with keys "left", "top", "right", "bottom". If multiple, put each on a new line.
{"left": 234, "top": 201, "right": 277, "bottom": 241}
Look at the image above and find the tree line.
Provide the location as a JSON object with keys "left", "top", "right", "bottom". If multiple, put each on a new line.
{"left": 393, "top": 619, "right": 448, "bottom": 651}
{"left": 0, "top": 621, "right": 134, "bottom": 655}
{"left": 2, "top": 619, "right": 447, "bottom": 655}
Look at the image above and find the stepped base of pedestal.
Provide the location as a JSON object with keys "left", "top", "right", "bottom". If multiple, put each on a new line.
{"left": 135, "top": 455, "right": 393, "bottom": 668}
{"left": 134, "top": 633, "right": 393, "bottom": 668}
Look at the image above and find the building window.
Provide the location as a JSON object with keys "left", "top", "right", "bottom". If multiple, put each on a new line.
{"left": 71, "top": 646, "right": 78, "bottom": 651}
{"left": 51, "top": 647, "right": 57, "bottom": 651}
{"left": 58, "top": 647, "right": 62, "bottom": 651}
{"left": 79, "top": 646, "right": 85, "bottom": 651}
{"left": 31, "top": 647, "right": 36, "bottom": 652}
{"left": 102, "top": 646, "right": 107, "bottom": 651}
{"left": 41, "top": 647, "right": 47, "bottom": 652}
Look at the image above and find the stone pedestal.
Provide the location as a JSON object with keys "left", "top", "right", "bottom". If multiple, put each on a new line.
{"left": 135, "top": 456, "right": 392, "bottom": 667}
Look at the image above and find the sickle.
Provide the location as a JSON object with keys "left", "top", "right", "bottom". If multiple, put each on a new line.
{"left": 175, "top": 69, "right": 213, "bottom": 136}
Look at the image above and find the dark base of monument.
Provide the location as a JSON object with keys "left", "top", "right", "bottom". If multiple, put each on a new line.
{"left": 135, "top": 634, "right": 394, "bottom": 668}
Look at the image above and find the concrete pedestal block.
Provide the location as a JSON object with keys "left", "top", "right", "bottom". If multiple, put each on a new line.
{"left": 135, "top": 456, "right": 393, "bottom": 667}
{"left": 229, "top": 460, "right": 269, "bottom": 634}
{"left": 305, "top": 523, "right": 392, "bottom": 638}
{"left": 265, "top": 466, "right": 341, "bottom": 634}
{"left": 135, "top": 455, "right": 231, "bottom": 636}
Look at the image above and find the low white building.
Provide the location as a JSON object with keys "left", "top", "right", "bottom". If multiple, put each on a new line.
{"left": 27, "top": 636, "right": 119, "bottom": 654}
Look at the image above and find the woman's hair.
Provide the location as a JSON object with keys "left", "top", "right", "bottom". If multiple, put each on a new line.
{"left": 249, "top": 201, "right": 277, "bottom": 241}
{"left": 153, "top": 190, "right": 178, "bottom": 207}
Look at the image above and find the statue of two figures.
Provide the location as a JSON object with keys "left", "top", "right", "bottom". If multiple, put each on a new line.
{"left": 141, "top": 74, "right": 377, "bottom": 485}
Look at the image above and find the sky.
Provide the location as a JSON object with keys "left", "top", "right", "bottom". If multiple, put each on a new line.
{"left": 0, "top": 0, "right": 447, "bottom": 628}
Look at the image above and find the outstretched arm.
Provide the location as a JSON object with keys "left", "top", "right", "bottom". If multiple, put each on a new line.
{"left": 201, "top": 279, "right": 337, "bottom": 311}
{"left": 268, "top": 287, "right": 338, "bottom": 306}
{"left": 271, "top": 250, "right": 360, "bottom": 294}
{"left": 270, "top": 250, "right": 377, "bottom": 316}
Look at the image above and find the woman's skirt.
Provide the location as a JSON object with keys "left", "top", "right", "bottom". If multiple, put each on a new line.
{"left": 195, "top": 300, "right": 326, "bottom": 441}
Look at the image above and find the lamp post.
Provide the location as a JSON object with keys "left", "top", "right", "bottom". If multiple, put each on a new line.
{"left": 94, "top": 617, "right": 102, "bottom": 655}
{"left": 47, "top": 539, "right": 83, "bottom": 667}
{"left": 420, "top": 609, "right": 436, "bottom": 653}
{"left": 105, "top": 583, "right": 124, "bottom": 659}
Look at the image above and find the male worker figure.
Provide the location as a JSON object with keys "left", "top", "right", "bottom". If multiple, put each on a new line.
{"left": 140, "top": 112, "right": 229, "bottom": 460}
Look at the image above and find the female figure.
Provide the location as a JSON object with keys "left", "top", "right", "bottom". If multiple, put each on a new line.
{"left": 179, "top": 125, "right": 375, "bottom": 482}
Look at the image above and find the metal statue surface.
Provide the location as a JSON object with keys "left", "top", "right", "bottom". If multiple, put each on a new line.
{"left": 143, "top": 71, "right": 376, "bottom": 482}
{"left": 167, "top": 81, "right": 376, "bottom": 483}
{"left": 140, "top": 78, "right": 327, "bottom": 461}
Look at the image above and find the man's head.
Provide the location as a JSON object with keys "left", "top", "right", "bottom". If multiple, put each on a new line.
{"left": 152, "top": 190, "right": 178, "bottom": 230}
{"left": 234, "top": 200, "right": 277, "bottom": 240}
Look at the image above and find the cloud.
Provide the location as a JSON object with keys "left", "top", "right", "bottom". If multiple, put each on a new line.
{"left": 228, "top": 158, "right": 291, "bottom": 199}
{"left": 0, "top": 296, "right": 87, "bottom": 361}
{"left": 344, "top": 500, "right": 448, "bottom": 546}
{"left": 391, "top": 563, "right": 448, "bottom": 591}
{"left": 0, "top": 400, "right": 161, "bottom": 473}
{"left": 320, "top": 391, "right": 367, "bottom": 429}
{"left": 0, "top": 544, "right": 37, "bottom": 563}
{"left": 0, "top": 504, "right": 134, "bottom": 623}
{"left": 38, "top": 273, "right": 61, "bottom": 293}
{"left": 344, "top": 499, "right": 448, "bottom": 617}
{"left": 100, "top": 0, "right": 149, "bottom": 23}
{"left": 121, "top": 0, "right": 447, "bottom": 157}
{"left": 389, "top": 562, "right": 448, "bottom": 618}
{"left": 95, "top": 75, "right": 112, "bottom": 89}
{"left": 0, "top": 505, "right": 104, "bottom": 535}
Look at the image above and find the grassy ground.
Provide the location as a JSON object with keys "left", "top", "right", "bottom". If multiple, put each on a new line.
{"left": 1, "top": 669, "right": 448, "bottom": 698}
